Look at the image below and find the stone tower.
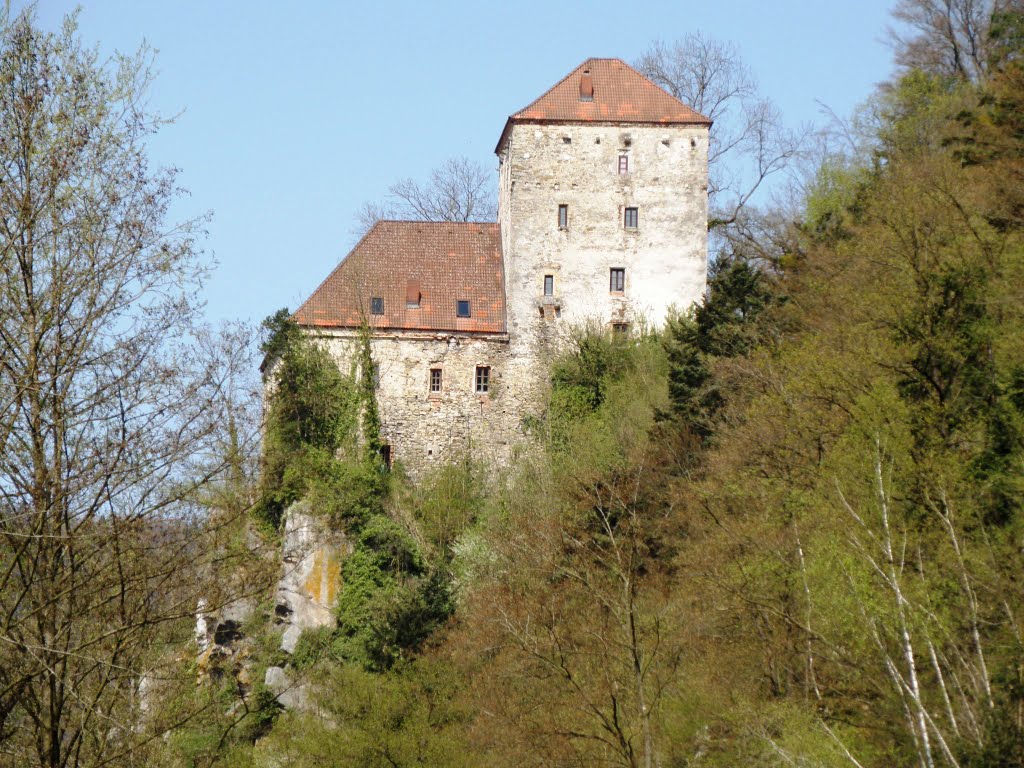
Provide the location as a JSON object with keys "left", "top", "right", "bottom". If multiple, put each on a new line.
{"left": 495, "top": 58, "right": 711, "bottom": 392}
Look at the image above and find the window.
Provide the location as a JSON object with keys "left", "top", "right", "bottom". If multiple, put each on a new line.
{"left": 624, "top": 207, "right": 638, "bottom": 229}
{"left": 456, "top": 300, "right": 471, "bottom": 318}
{"left": 370, "top": 297, "right": 384, "bottom": 315}
{"left": 618, "top": 154, "right": 629, "bottom": 174}
{"left": 558, "top": 204, "right": 568, "bottom": 229}
{"left": 612, "top": 322, "right": 630, "bottom": 335}
{"left": 475, "top": 366, "right": 490, "bottom": 394}
{"left": 429, "top": 368, "right": 442, "bottom": 394}
{"left": 610, "top": 268, "right": 625, "bottom": 293}
{"left": 544, "top": 274, "right": 554, "bottom": 296}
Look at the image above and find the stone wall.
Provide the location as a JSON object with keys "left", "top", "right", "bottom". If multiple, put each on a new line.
{"left": 498, "top": 121, "right": 709, "bottom": 402}
{"left": 312, "top": 329, "right": 523, "bottom": 478}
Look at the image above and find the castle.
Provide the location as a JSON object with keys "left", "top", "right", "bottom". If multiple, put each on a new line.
{"left": 291, "top": 58, "right": 710, "bottom": 476}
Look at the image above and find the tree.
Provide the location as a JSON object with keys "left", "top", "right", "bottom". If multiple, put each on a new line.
{"left": 664, "top": 254, "right": 780, "bottom": 438}
{"left": 888, "top": 0, "right": 1017, "bottom": 82}
{"left": 453, "top": 335, "right": 687, "bottom": 768}
{"left": 636, "top": 34, "right": 805, "bottom": 232}
{"left": 355, "top": 156, "right": 497, "bottom": 235}
{"left": 0, "top": 10, "right": 257, "bottom": 766}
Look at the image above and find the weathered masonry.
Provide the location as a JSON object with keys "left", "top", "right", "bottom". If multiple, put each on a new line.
{"left": 289, "top": 58, "right": 711, "bottom": 477}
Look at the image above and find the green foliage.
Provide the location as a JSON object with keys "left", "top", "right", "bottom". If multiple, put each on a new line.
{"left": 333, "top": 517, "right": 453, "bottom": 671}
{"left": 663, "top": 254, "right": 780, "bottom": 437}
{"left": 803, "top": 160, "right": 876, "bottom": 241}
{"left": 413, "top": 459, "right": 487, "bottom": 558}
{"left": 246, "top": 685, "right": 284, "bottom": 740}
{"left": 289, "top": 625, "right": 336, "bottom": 673}
{"left": 307, "top": 452, "right": 386, "bottom": 530}
{"left": 222, "top": 661, "right": 472, "bottom": 767}
{"left": 961, "top": 661, "right": 1024, "bottom": 766}
{"left": 254, "top": 312, "right": 383, "bottom": 531}
{"left": 876, "top": 69, "right": 965, "bottom": 159}
{"left": 260, "top": 307, "right": 302, "bottom": 364}
{"left": 988, "top": 10, "right": 1024, "bottom": 71}
{"left": 358, "top": 319, "right": 385, "bottom": 460}
{"left": 547, "top": 325, "right": 637, "bottom": 446}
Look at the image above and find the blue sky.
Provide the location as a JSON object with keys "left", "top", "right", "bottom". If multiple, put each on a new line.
{"left": 31, "top": 1, "right": 898, "bottom": 325}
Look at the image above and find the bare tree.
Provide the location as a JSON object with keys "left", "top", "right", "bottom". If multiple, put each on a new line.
{"left": 637, "top": 35, "right": 805, "bottom": 232}
{"left": 888, "top": 0, "right": 1016, "bottom": 82}
{"left": 354, "top": 156, "right": 497, "bottom": 236}
{"left": 0, "top": 10, "right": 261, "bottom": 766}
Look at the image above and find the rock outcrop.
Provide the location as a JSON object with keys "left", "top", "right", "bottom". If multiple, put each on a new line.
{"left": 274, "top": 500, "right": 350, "bottom": 655}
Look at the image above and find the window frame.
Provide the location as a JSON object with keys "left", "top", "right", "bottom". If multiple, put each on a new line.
{"left": 429, "top": 367, "right": 442, "bottom": 394}
{"left": 456, "top": 299, "right": 471, "bottom": 318}
{"left": 370, "top": 297, "right": 384, "bottom": 315}
{"left": 618, "top": 154, "right": 629, "bottom": 174}
{"left": 543, "top": 274, "right": 554, "bottom": 296}
{"left": 610, "top": 267, "right": 625, "bottom": 293}
{"left": 474, "top": 365, "right": 490, "bottom": 394}
{"left": 624, "top": 206, "right": 638, "bottom": 229}
{"left": 558, "top": 204, "right": 568, "bottom": 230}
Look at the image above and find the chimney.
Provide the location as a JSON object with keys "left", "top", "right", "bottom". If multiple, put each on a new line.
{"left": 406, "top": 280, "right": 421, "bottom": 308}
{"left": 579, "top": 68, "right": 594, "bottom": 101}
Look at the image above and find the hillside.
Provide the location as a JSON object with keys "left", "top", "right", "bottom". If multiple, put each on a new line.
{"left": 2, "top": 5, "right": 1023, "bottom": 768}
{"left": 155, "top": 17, "right": 1024, "bottom": 765}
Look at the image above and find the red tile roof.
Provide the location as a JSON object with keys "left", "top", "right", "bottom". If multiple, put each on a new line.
{"left": 496, "top": 58, "right": 711, "bottom": 153}
{"left": 294, "top": 221, "right": 505, "bottom": 334}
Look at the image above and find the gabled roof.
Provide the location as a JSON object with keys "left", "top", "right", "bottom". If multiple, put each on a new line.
{"left": 293, "top": 221, "right": 505, "bottom": 334}
{"left": 496, "top": 58, "right": 711, "bottom": 153}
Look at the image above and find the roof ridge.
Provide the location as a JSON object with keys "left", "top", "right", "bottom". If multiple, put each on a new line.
{"left": 373, "top": 219, "right": 499, "bottom": 227}
{"left": 496, "top": 57, "right": 711, "bottom": 154}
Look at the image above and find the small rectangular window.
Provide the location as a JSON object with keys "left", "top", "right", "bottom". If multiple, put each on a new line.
{"left": 558, "top": 204, "right": 568, "bottom": 229}
{"left": 370, "top": 297, "right": 384, "bottom": 315}
{"left": 429, "top": 368, "right": 442, "bottom": 394}
{"left": 612, "top": 322, "right": 630, "bottom": 335}
{"left": 618, "top": 155, "right": 628, "bottom": 174}
{"left": 475, "top": 366, "right": 490, "bottom": 394}
{"left": 624, "top": 207, "right": 638, "bottom": 229}
{"left": 456, "top": 300, "right": 471, "bottom": 318}
{"left": 544, "top": 275, "right": 554, "bottom": 296}
{"left": 610, "top": 268, "right": 625, "bottom": 293}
